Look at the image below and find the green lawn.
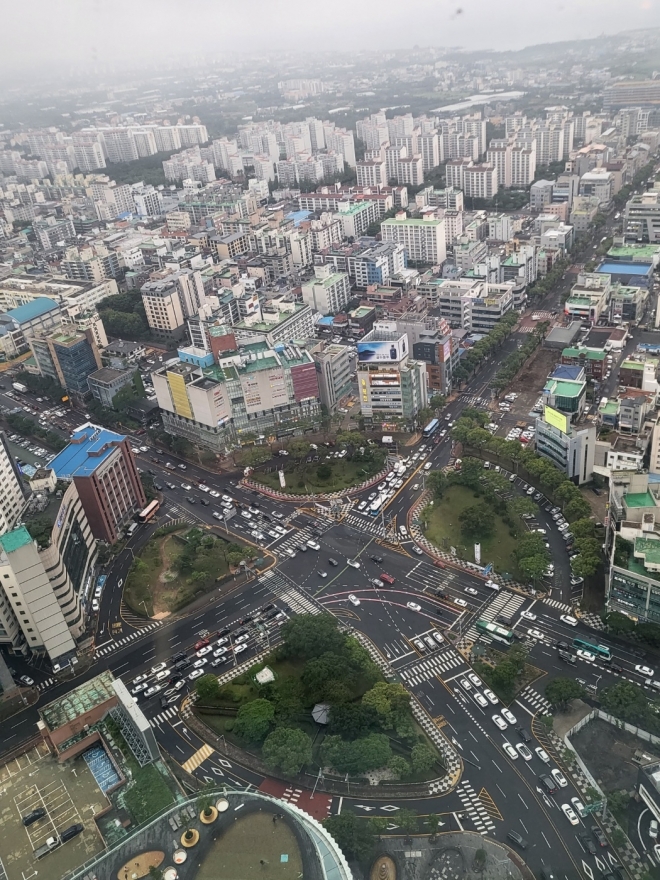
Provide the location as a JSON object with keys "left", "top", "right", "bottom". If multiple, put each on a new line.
{"left": 254, "top": 454, "right": 385, "bottom": 495}
{"left": 422, "top": 484, "right": 519, "bottom": 577}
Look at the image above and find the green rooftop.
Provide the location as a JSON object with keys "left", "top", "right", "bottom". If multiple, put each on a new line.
{"left": 621, "top": 360, "right": 645, "bottom": 371}
{"left": 203, "top": 364, "right": 236, "bottom": 382}
{"left": 600, "top": 401, "right": 619, "bottom": 415}
{"left": 634, "top": 536, "right": 660, "bottom": 568}
{"left": 565, "top": 296, "right": 593, "bottom": 306}
{"left": 563, "top": 348, "right": 606, "bottom": 360}
{"left": 607, "top": 245, "right": 660, "bottom": 262}
{"left": 381, "top": 217, "right": 443, "bottom": 226}
{"left": 40, "top": 670, "right": 117, "bottom": 731}
{"left": 0, "top": 526, "right": 34, "bottom": 554}
{"left": 625, "top": 491, "right": 657, "bottom": 509}
{"left": 545, "top": 379, "right": 584, "bottom": 398}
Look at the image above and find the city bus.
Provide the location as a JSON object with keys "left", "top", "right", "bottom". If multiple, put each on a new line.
{"left": 476, "top": 619, "right": 514, "bottom": 646}
{"left": 572, "top": 638, "right": 611, "bottom": 661}
{"left": 369, "top": 496, "right": 384, "bottom": 516}
{"left": 423, "top": 418, "right": 440, "bottom": 439}
{"left": 137, "top": 499, "right": 160, "bottom": 523}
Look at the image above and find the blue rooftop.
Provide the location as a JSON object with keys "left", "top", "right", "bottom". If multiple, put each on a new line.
{"left": 598, "top": 262, "right": 652, "bottom": 276}
{"left": 551, "top": 365, "right": 584, "bottom": 381}
{"left": 5, "top": 297, "right": 60, "bottom": 324}
{"left": 49, "top": 424, "right": 128, "bottom": 479}
{"left": 286, "top": 210, "right": 311, "bottom": 227}
{"left": 317, "top": 316, "right": 334, "bottom": 326}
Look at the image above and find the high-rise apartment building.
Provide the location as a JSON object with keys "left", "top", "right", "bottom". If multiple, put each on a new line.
{"left": 381, "top": 215, "right": 446, "bottom": 265}
{"left": 50, "top": 425, "right": 146, "bottom": 544}
{"left": 301, "top": 265, "right": 351, "bottom": 315}
{"left": 141, "top": 269, "right": 206, "bottom": 341}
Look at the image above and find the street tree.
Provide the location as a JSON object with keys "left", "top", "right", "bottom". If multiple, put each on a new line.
{"left": 398, "top": 808, "right": 418, "bottom": 842}
{"left": 195, "top": 674, "right": 221, "bottom": 702}
{"left": 545, "top": 678, "right": 586, "bottom": 709}
{"left": 234, "top": 698, "right": 275, "bottom": 744}
{"left": 262, "top": 727, "right": 312, "bottom": 775}
{"left": 410, "top": 742, "right": 436, "bottom": 774}
{"left": 280, "top": 614, "right": 346, "bottom": 660}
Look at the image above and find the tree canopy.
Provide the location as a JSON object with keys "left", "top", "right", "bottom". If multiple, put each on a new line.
{"left": 262, "top": 727, "right": 312, "bottom": 775}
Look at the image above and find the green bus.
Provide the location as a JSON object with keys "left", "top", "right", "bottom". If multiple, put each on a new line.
{"left": 573, "top": 638, "right": 611, "bottom": 661}
{"left": 476, "top": 619, "right": 514, "bottom": 646}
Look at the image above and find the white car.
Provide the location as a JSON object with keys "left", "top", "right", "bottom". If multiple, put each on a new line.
{"left": 199, "top": 484, "right": 210, "bottom": 493}
{"left": 151, "top": 661, "right": 168, "bottom": 674}
{"left": 213, "top": 647, "right": 228, "bottom": 658}
{"left": 188, "top": 669, "right": 205, "bottom": 681}
{"left": 474, "top": 692, "right": 488, "bottom": 708}
{"left": 407, "top": 601, "right": 421, "bottom": 612}
{"left": 412, "top": 483, "right": 420, "bottom": 491}
{"left": 552, "top": 768, "right": 568, "bottom": 788}
{"left": 535, "top": 747, "right": 551, "bottom": 764}
{"left": 132, "top": 673, "right": 148, "bottom": 685}
{"left": 318, "top": 570, "right": 327, "bottom": 578}
{"left": 454, "top": 598, "right": 468, "bottom": 607}
{"left": 636, "top": 665, "right": 655, "bottom": 678}
{"left": 577, "top": 649, "right": 596, "bottom": 662}
{"left": 196, "top": 646, "right": 213, "bottom": 657}
{"left": 432, "top": 631, "right": 444, "bottom": 646}
{"left": 502, "top": 740, "right": 519, "bottom": 760}
{"left": 464, "top": 586, "right": 478, "bottom": 596}
{"left": 209, "top": 490, "right": 220, "bottom": 498}
{"left": 527, "top": 628, "right": 545, "bottom": 641}
{"left": 412, "top": 545, "right": 424, "bottom": 555}
{"left": 571, "top": 797, "right": 587, "bottom": 818}
{"left": 561, "top": 803, "right": 579, "bottom": 826}
{"left": 144, "top": 685, "right": 162, "bottom": 697}
{"left": 516, "top": 743, "right": 533, "bottom": 761}
{"left": 131, "top": 682, "right": 147, "bottom": 695}
{"left": 483, "top": 688, "right": 498, "bottom": 705}
{"left": 234, "top": 644, "right": 248, "bottom": 654}
{"left": 521, "top": 611, "right": 537, "bottom": 621}
{"left": 492, "top": 714, "right": 508, "bottom": 730}
{"left": 560, "top": 615, "right": 578, "bottom": 627}
{"left": 460, "top": 677, "right": 472, "bottom": 691}
{"left": 485, "top": 579, "right": 500, "bottom": 592}
{"left": 192, "top": 658, "right": 208, "bottom": 669}
{"left": 348, "top": 594, "right": 361, "bottom": 606}
{"left": 468, "top": 673, "right": 482, "bottom": 687}
{"left": 181, "top": 483, "right": 192, "bottom": 491}
{"left": 371, "top": 578, "right": 384, "bottom": 588}
{"left": 501, "top": 708, "right": 517, "bottom": 726}
{"left": 347, "top": 559, "right": 360, "bottom": 569}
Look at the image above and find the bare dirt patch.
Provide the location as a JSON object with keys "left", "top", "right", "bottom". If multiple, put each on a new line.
{"left": 571, "top": 716, "right": 659, "bottom": 793}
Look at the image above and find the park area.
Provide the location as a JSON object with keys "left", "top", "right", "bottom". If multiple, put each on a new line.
{"left": 194, "top": 615, "right": 444, "bottom": 785}
{"left": 123, "top": 526, "right": 257, "bottom": 616}
{"left": 422, "top": 484, "right": 519, "bottom": 576}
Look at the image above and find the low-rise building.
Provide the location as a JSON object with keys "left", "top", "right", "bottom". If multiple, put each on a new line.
{"left": 301, "top": 265, "right": 351, "bottom": 316}
{"left": 88, "top": 368, "right": 136, "bottom": 408}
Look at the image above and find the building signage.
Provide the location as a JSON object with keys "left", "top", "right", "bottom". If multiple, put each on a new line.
{"left": 357, "top": 337, "right": 408, "bottom": 363}
{"left": 544, "top": 404, "right": 569, "bottom": 434}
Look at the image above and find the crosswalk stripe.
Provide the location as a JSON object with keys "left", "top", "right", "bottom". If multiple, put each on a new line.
{"left": 182, "top": 743, "right": 214, "bottom": 773}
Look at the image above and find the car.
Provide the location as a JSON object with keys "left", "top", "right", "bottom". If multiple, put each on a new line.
{"left": 516, "top": 742, "right": 533, "bottom": 761}
{"left": 22, "top": 808, "right": 46, "bottom": 826}
{"left": 468, "top": 673, "right": 482, "bottom": 687}
{"left": 483, "top": 688, "right": 498, "bottom": 705}
{"left": 181, "top": 483, "right": 192, "bottom": 491}
{"left": 432, "top": 631, "right": 444, "bottom": 646}
{"left": 413, "top": 638, "right": 427, "bottom": 654}
{"left": 579, "top": 831, "right": 597, "bottom": 855}
{"left": 516, "top": 727, "right": 532, "bottom": 743}
{"left": 348, "top": 594, "right": 361, "bottom": 606}
{"left": 474, "top": 692, "right": 488, "bottom": 708}
{"left": 527, "top": 628, "right": 544, "bottom": 641}
{"left": 506, "top": 830, "right": 527, "bottom": 850}
{"left": 501, "top": 708, "right": 517, "bottom": 725}
{"left": 188, "top": 669, "right": 205, "bottom": 681}
{"left": 370, "top": 555, "right": 383, "bottom": 563}
{"left": 571, "top": 797, "right": 587, "bottom": 818}
{"left": 521, "top": 610, "right": 537, "bottom": 621}
{"left": 454, "top": 597, "right": 468, "bottom": 607}
{"left": 192, "top": 658, "right": 208, "bottom": 669}
{"left": 412, "top": 545, "right": 424, "bottom": 555}
{"left": 234, "top": 633, "right": 250, "bottom": 645}
{"left": 551, "top": 768, "right": 568, "bottom": 788}
{"left": 464, "top": 586, "right": 478, "bottom": 596}
{"left": 151, "top": 661, "right": 168, "bottom": 674}
{"left": 199, "top": 484, "right": 210, "bottom": 493}
{"left": 213, "top": 646, "right": 228, "bottom": 658}
{"left": 570, "top": 576, "right": 584, "bottom": 586}
{"left": 144, "top": 685, "right": 162, "bottom": 697}
{"left": 196, "top": 646, "right": 212, "bottom": 657}
{"left": 347, "top": 559, "right": 360, "bottom": 569}
{"left": 535, "top": 747, "right": 551, "bottom": 764}
{"left": 636, "top": 664, "right": 655, "bottom": 677}
{"left": 154, "top": 668, "right": 171, "bottom": 681}
{"left": 234, "top": 644, "right": 248, "bottom": 654}
{"left": 412, "top": 483, "right": 420, "bottom": 490}
{"left": 651, "top": 819, "right": 659, "bottom": 839}
{"left": 460, "top": 677, "right": 472, "bottom": 691}
{"left": 560, "top": 615, "right": 578, "bottom": 627}
{"left": 132, "top": 673, "right": 149, "bottom": 685}
{"left": 591, "top": 825, "right": 608, "bottom": 847}
{"left": 407, "top": 601, "right": 421, "bottom": 612}
{"left": 492, "top": 714, "right": 508, "bottom": 730}
{"left": 577, "top": 649, "right": 596, "bottom": 661}
{"left": 380, "top": 572, "right": 395, "bottom": 584}
{"left": 209, "top": 490, "right": 220, "bottom": 498}
{"left": 485, "top": 579, "right": 500, "bottom": 591}
{"left": 502, "top": 740, "right": 519, "bottom": 760}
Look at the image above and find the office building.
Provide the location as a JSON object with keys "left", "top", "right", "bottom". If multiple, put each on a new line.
{"left": 0, "top": 433, "right": 29, "bottom": 536}
{"left": 381, "top": 214, "right": 446, "bottom": 265}
{"left": 605, "top": 80, "right": 660, "bottom": 109}
{"left": 49, "top": 425, "right": 146, "bottom": 544}
{"left": 535, "top": 405, "right": 596, "bottom": 484}
{"left": 423, "top": 278, "right": 515, "bottom": 332}
{"left": 0, "top": 297, "right": 62, "bottom": 360}
{"left": 357, "top": 328, "right": 428, "bottom": 428}
{"left": 301, "top": 265, "right": 351, "bottom": 316}
{"left": 311, "top": 342, "right": 352, "bottom": 412}
{"left": 30, "top": 327, "right": 103, "bottom": 401}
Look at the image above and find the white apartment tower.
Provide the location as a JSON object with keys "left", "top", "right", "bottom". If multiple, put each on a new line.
{"left": 381, "top": 214, "right": 447, "bottom": 265}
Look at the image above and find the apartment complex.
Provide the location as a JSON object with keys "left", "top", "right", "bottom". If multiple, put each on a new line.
{"left": 381, "top": 215, "right": 446, "bottom": 265}
{"left": 301, "top": 265, "right": 351, "bottom": 315}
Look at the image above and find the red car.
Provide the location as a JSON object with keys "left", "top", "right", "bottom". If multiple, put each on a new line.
{"left": 194, "top": 638, "right": 210, "bottom": 651}
{"left": 380, "top": 572, "right": 395, "bottom": 585}
{"left": 433, "top": 559, "right": 446, "bottom": 569}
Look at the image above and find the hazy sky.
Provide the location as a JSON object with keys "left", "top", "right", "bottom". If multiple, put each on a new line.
{"left": 3, "top": 0, "right": 660, "bottom": 77}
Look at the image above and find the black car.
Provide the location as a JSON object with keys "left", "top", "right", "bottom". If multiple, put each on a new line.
{"left": 60, "top": 823, "right": 84, "bottom": 842}
{"left": 370, "top": 555, "right": 383, "bottom": 563}
{"left": 591, "top": 824, "right": 608, "bottom": 847}
{"left": 23, "top": 808, "right": 46, "bottom": 826}
{"left": 185, "top": 496, "right": 196, "bottom": 504}
{"left": 148, "top": 469, "right": 157, "bottom": 475}
{"left": 154, "top": 482, "right": 162, "bottom": 490}
{"left": 173, "top": 659, "right": 189, "bottom": 671}
{"left": 265, "top": 608, "right": 279, "bottom": 619}
{"left": 578, "top": 831, "right": 596, "bottom": 855}
{"left": 611, "top": 663, "right": 623, "bottom": 673}
{"left": 506, "top": 830, "right": 527, "bottom": 849}
{"left": 217, "top": 627, "right": 230, "bottom": 637}
{"left": 328, "top": 558, "right": 339, "bottom": 566}
{"left": 172, "top": 651, "right": 187, "bottom": 662}
{"left": 159, "top": 695, "right": 169, "bottom": 709}
{"left": 262, "top": 604, "right": 274, "bottom": 612}
{"left": 434, "top": 589, "right": 449, "bottom": 599}
{"left": 240, "top": 615, "right": 254, "bottom": 624}
{"left": 200, "top": 498, "right": 210, "bottom": 506}
{"left": 539, "top": 774, "right": 557, "bottom": 794}
{"left": 262, "top": 514, "right": 271, "bottom": 522}
{"left": 516, "top": 727, "right": 531, "bottom": 743}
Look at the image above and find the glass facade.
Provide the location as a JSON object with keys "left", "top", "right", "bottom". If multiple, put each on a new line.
{"left": 609, "top": 566, "right": 660, "bottom": 623}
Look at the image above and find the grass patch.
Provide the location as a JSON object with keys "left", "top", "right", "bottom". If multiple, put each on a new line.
{"left": 254, "top": 454, "right": 385, "bottom": 495}
{"left": 422, "top": 484, "right": 519, "bottom": 576}
{"left": 123, "top": 763, "right": 176, "bottom": 824}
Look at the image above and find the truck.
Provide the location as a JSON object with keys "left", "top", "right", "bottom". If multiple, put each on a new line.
{"left": 12, "top": 382, "right": 27, "bottom": 394}
{"left": 34, "top": 837, "right": 59, "bottom": 859}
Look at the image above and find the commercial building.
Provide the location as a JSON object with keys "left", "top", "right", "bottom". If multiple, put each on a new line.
{"left": 30, "top": 327, "right": 103, "bottom": 401}
{"left": 233, "top": 301, "right": 315, "bottom": 347}
{"left": 301, "top": 265, "right": 351, "bottom": 315}
{"left": 140, "top": 269, "right": 206, "bottom": 341}
{"left": 381, "top": 214, "right": 446, "bottom": 265}
{"left": 0, "top": 297, "right": 62, "bottom": 360}
{"left": 0, "top": 433, "right": 29, "bottom": 537}
{"left": 311, "top": 341, "right": 352, "bottom": 412}
{"left": 625, "top": 191, "right": 660, "bottom": 243}
{"left": 423, "top": 277, "right": 515, "bottom": 332}
{"left": 357, "top": 328, "right": 428, "bottom": 428}
{"left": 49, "top": 425, "right": 146, "bottom": 544}
{"left": 604, "top": 80, "right": 660, "bottom": 109}
{"left": 535, "top": 407, "right": 596, "bottom": 484}
{"left": 87, "top": 367, "right": 136, "bottom": 408}
{"left": 353, "top": 243, "right": 406, "bottom": 289}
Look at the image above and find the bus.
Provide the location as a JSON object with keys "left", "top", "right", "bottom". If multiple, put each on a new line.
{"left": 573, "top": 638, "right": 611, "bottom": 661}
{"left": 476, "top": 619, "right": 514, "bottom": 646}
{"left": 137, "top": 499, "right": 160, "bottom": 523}
{"left": 423, "top": 418, "right": 440, "bottom": 439}
{"left": 369, "top": 496, "right": 384, "bottom": 516}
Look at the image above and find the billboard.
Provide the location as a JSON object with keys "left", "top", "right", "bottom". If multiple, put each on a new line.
{"left": 358, "top": 336, "right": 408, "bottom": 363}
{"left": 544, "top": 405, "right": 569, "bottom": 434}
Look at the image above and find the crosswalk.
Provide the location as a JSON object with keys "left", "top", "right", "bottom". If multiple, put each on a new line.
{"left": 182, "top": 743, "right": 214, "bottom": 773}
{"left": 120, "top": 600, "right": 154, "bottom": 629}
{"left": 456, "top": 781, "right": 496, "bottom": 834}
{"left": 400, "top": 650, "right": 465, "bottom": 686}
{"left": 166, "top": 506, "right": 198, "bottom": 525}
{"left": 342, "top": 512, "right": 388, "bottom": 538}
{"left": 543, "top": 598, "right": 572, "bottom": 612}
{"left": 149, "top": 706, "right": 179, "bottom": 727}
{"left": 269, "top": 522, "right": 332, "bottom": 558}
{"left": 459, "top": 394, "right": 491, "bottom": 408}
{"left": 517, "top": 685, "right": 553, "bottom": 716}
{"left": 37, "top": 677, "right": 55, "bottom": 692}
{"left": 259, "top": 570, "right": 322, "bottom": 616}
{"left": 94, "top": 621, "right": 162, "bottom": 656}
{"left": 460, "top": 590, "right": 526, "bottom": 647}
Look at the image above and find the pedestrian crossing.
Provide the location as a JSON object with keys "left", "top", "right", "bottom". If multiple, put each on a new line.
{"left": 94, "top": 621, "right": 162, "bottom": 656}
{"left": 182, "top": 743, "right": 214, "bottom": 773}
{"left": 400, "top": 650, "right": 465, "bottom": 686}
{"left": 37, "top": 677, "right": 55, "bottom": 692}
{"left": 456, "top": 782, "right": 496, "bottom": 834}
{"left": 459, "top": 394, "right": 491, "bottom": 408}
{"left": 517, "top": 685, "right": 553, "bottom": 716}
{"left": 120, "top": 600, "right": 154, "bottom": 629}
{"left": 149, "top": 706, "right": 179, "bottom": 727}
{"left": 343, "top": 512, "right": 388, "bottom": 538}
{"left": 543, "top": 598, "right": 572, "bottom": 613}
{"left": 269, "top": 523, "right": 331, "bottom": 557}
{"left": 166, "top": 506, "right": 197, "bottom": 525}
{"left": 460, "top": 590, "right": 525, "bottom": 647}
{"left": 259, "top": 570, "right": 322, "bottom": 616}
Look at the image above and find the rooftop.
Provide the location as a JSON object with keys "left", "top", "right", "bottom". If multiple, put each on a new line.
{"left": 607, "top": 245, "right": 659, "bottom": 262}
{"left": 40, "top": 669, "right": 116, "bottom": 730}
{"left": 545, "top": 378, "right": 584, "bottom": 398}
{"left": 635, "top": 536, "right": 660, "bottom": 567}
{"left": 49, "top": 424, "right": 128, "bottom": 479}
{"left": 563, "top": 347, "right": 606, "bottom": 360}
{"left": 4, "top": 297, "right": 60, "bottom": 323}
{"left": 0, "top": 525, "right": 34, "bottom": 554}
{"left": 625, "top": 490, "right": 657, "bottom": 509}
{"left": 598, "top": 261, "right": 653, "bottom": 276}
{"left": 621, "top": 360, "right": 645, "bottom": 371}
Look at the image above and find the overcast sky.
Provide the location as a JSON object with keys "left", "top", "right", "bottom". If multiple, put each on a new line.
{"left": 3, "top": 0, "right": 660, "bottom": 78}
